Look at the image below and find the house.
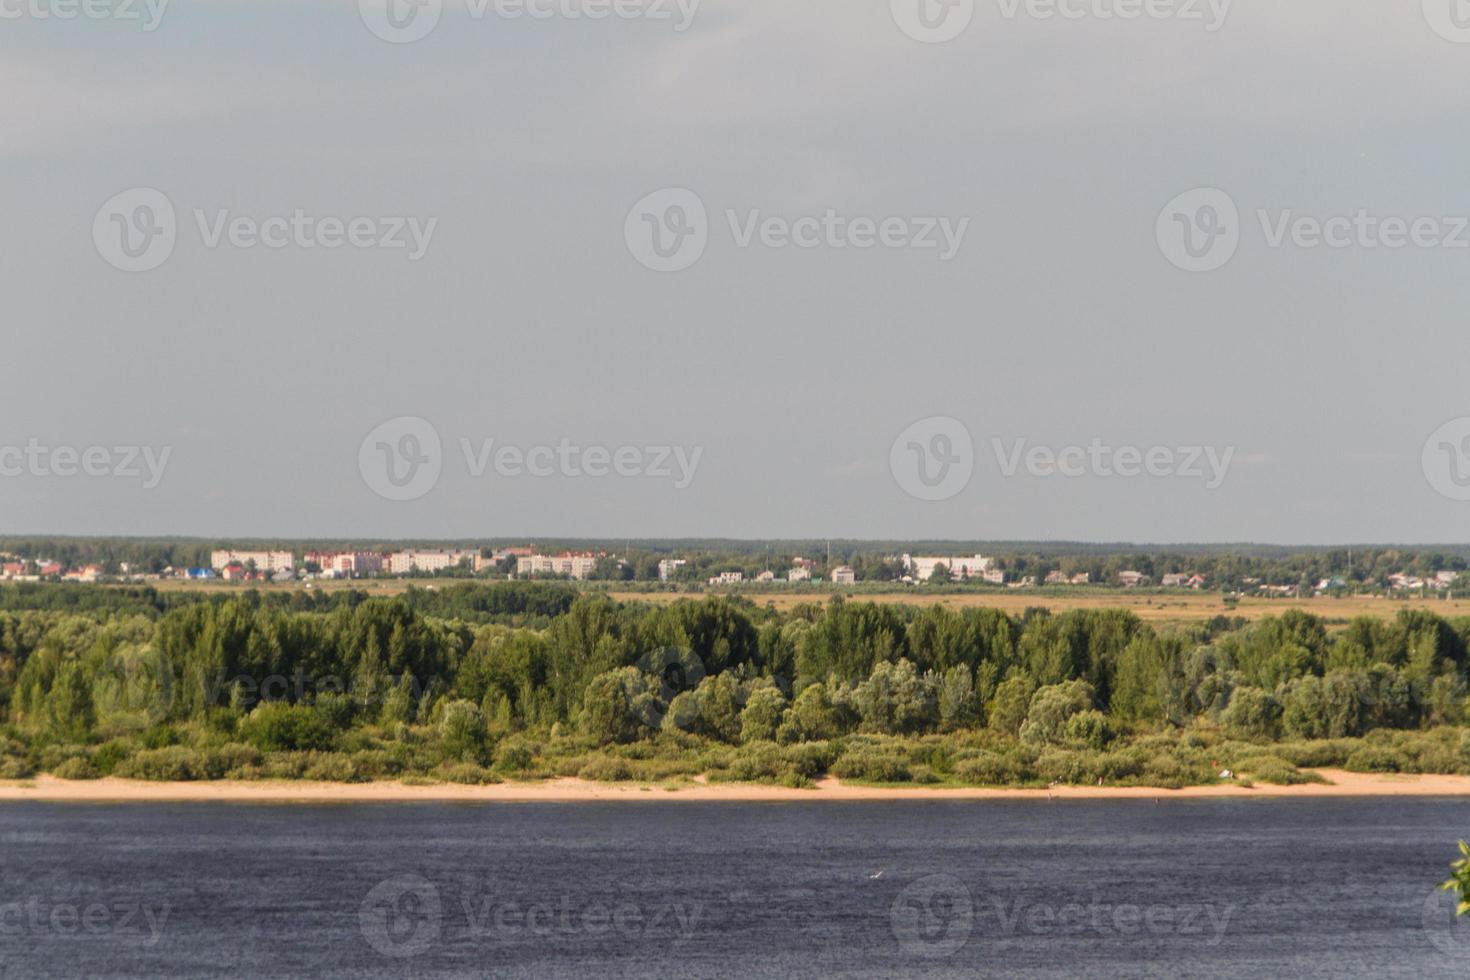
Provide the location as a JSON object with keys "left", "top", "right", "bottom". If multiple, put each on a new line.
{"left": 709, "top": 571, "right": 744, "bottom": 586}
{"left": 516, "top": 552, "right": 598, "bottom": 580}
{"left": 221, "top": 564, "right": 251, "bottom": 582}
{"left": 830, "top": 566, "right": 857, "bottom": 585}
{"left": 186, "top": 568, "right": 216, "bottom": 580}
{"left": 1, "top": 562, "right": 25, "bottom": 579}
{"left": 755, "top": 570, "right": 776, "bottom": 583}
{"left": 1070, "top": 573, "right": 1091, "bottom": 585}
{"left": 1161, "top": 573, "right": 1189, "bottom": 588}
{"left": 1118, "top": 570, "right": 1149, "bottom": 587}
{"left": 981, "top": 569, "right": 1005, "bottom": 585}
{"left": 788, "top": 566, "right": 812, "bottom": 583}
{"left": 211, "top": 550, "right": 294, "bottom": 573}
{"left": 1045, "top": 570, "right": 1068, "bottom": 585}
{"left": 37, "top": 561, "right": 62, "bottom": 577}
{"left": 903, "top": 554, "right": 994, "bottom": 582}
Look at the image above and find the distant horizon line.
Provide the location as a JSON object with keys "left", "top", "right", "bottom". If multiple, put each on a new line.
{"left": 2, "top": 534, "right": 1469, "bottom": 552}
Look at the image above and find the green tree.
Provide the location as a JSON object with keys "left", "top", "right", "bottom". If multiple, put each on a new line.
{"left": 739, "top": 685, "right": 787, "bottom": 743}
{"left": 439, "top": 699, "right": 488, "bottom": 762}
{"left": 1019, "top": 679, "right": 1095, "bottom": 746}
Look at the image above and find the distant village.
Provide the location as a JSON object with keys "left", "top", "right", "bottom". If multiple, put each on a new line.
{"left": 0, "top": 547, "right": 1462, "bottom": 597}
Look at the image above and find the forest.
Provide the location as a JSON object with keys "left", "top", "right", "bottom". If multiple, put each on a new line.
{"left": 1, "top": 582, "right": 1468, "bottom": 788}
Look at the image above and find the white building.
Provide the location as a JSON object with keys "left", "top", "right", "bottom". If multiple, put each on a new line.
{"left": 517, "top": 553, "right": 599, "bottom": 580}
{"left": 788, "top": 566, "right": 812, "bottom": 583}
{"left": 211, "top": 550, "right": 295, "bottom": 573}
{"left": 903, "top": 554, "right": 994, "bottom": 581}
{"left": 389, "top": 551, "right": 469, "bottom": 575}
{"left": 658, "top": 559, "right": 688, "bottom": 582}
{"left": 709, "top": 571, "right": 744, "bottom": 586}
{"left": 830, "top": 566, "right": 857, "bottom": 585}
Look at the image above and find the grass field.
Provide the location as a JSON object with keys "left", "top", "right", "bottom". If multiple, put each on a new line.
{"left": 130, "top": 578, "right": 1470, "bottom": 626}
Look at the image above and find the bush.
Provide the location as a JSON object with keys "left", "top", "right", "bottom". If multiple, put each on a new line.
{"left": 1274, "top": 740, "right": 1355, "bottom": 768}
{"left": 578, "top": 756, "right": 635, "bottom": 782}
{"left": 723, "top": 741, "right": 787, "bottom": 782}
{"left": 115, "top": 746, "right": 202, "bottom": 781}
{"left": 139, "top": 725, "right": 181, "bottom": 749}
{"left": 52, "top": 757, "right": 101, "bottom": 780}
{"left": 239, "top": 703, "right": 338, "bottom": 753}
{"left": 1233, "top": 753, "right": 1316, "bottom": 785}
{"left": 1345, "top": 745, "right": 1406, "bottom": 774}
{"left": 831, "top": 747, "right": 910, "bottom": 783}
{"left": 436, "top": 762, "right": 495, "bottom": 785}
{"left": 198, "top": 744, "right": 262, "bottom": 780}
{"left": 439, "top": 700, "right": 488, "bottom": 763}
{"left": 954, "top": 751, "right": 1029, "bottom": 786}
{"left": 0, "top": 757, "right": 34, "bottom": 779}
{"left": 782, "top": 741, "right": 837, "bottom": 780}
{"left": 349, "top": 750, "right": 401, "bottom": 779}
{"left": 1222, "top": 687, "right": 1282, "bottom": 741}
{"left": 493, "top": 738, "right": 536, "bottom": 773}
{"left": 90, "top": 739, "right": 135, "bottom": 776}
{"left": 1063, "top": 710, "right": 1115, "bottom": 750}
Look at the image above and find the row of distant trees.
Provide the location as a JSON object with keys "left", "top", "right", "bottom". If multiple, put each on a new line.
{"left": 2, "top": 585, "right": 1468, "bottom": 750}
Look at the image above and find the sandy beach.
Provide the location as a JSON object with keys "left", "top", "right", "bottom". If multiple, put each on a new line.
{"left": 2, "top": 769, "right": 1470, "bottom": 804}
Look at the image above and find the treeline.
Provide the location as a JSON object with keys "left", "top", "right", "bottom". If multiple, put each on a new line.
{"left": 2, "top": 587, "right": 1468, "bottom": 764}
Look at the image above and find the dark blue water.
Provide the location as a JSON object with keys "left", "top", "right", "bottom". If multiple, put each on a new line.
{"left": 1, "top": 798, "right": 1468, "bottom": 978}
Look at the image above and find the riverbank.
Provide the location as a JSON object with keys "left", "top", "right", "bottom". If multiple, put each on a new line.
{"left": 3, "top": 769, "right": 1470, "bottom": 803}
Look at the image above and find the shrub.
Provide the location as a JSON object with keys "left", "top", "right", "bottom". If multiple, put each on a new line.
{"left": 116, "top": 747, "right": 202, "bottom": 781}
{"left": 782, "top": 741, "right": 837, "bottom": 780}
{"left": 1234, "top": 754, "right": 1315, "bottom": 785}
{"left": 239, "top": 703, "right": 338, "bottom": 753}
{"left": 1274, "top": 740, "right": 1355, "bottom": 768}
{"left": 723, "top": 741, "right": 788, "bottom": 782}
{"left": 1345, "top": 745, "right": 1406, "bottom": 773}
{"left": 0, "top": 757, "right": 35, "bottom": 779}
{"left": 493, "top": 737, "right": 536, "bottom": 773}
{"left": 436, "top": 762, "right": 495, "bottom": 785}
{"left": 52, "top": 757, "right": 101, "bottom": 780}
{"left": 198, "top": 744, "right": 262, "bottom": 780}
{"left": 139, "top": 725, "right": 181, "bottom": 749}
{"left": 1222, "top": 687, "right": 1282, "bottom": 741}
{"left": 439, "top": 700, "right": 488, "bottom": 762}
{"left": 578, "top": 756, "right": 635, "bottom": 782}
{"left": 831, "top": 747, "right": 910, "bottom": 783}
{"left": 89, "top": 740, "right": 134, "bottom": 776}
{"left": 1063, "top": 710, "right": 1115, "bottom": 750}
{"left": 350, "top": 750, "right": 401, "bottom": 779}
{"left": 954, "top": 751, "right": 1029, "bottom": 786}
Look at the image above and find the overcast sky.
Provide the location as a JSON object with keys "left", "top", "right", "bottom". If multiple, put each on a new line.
{"left": 4, "top": 0, "right": 1470, "bottom": 544}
